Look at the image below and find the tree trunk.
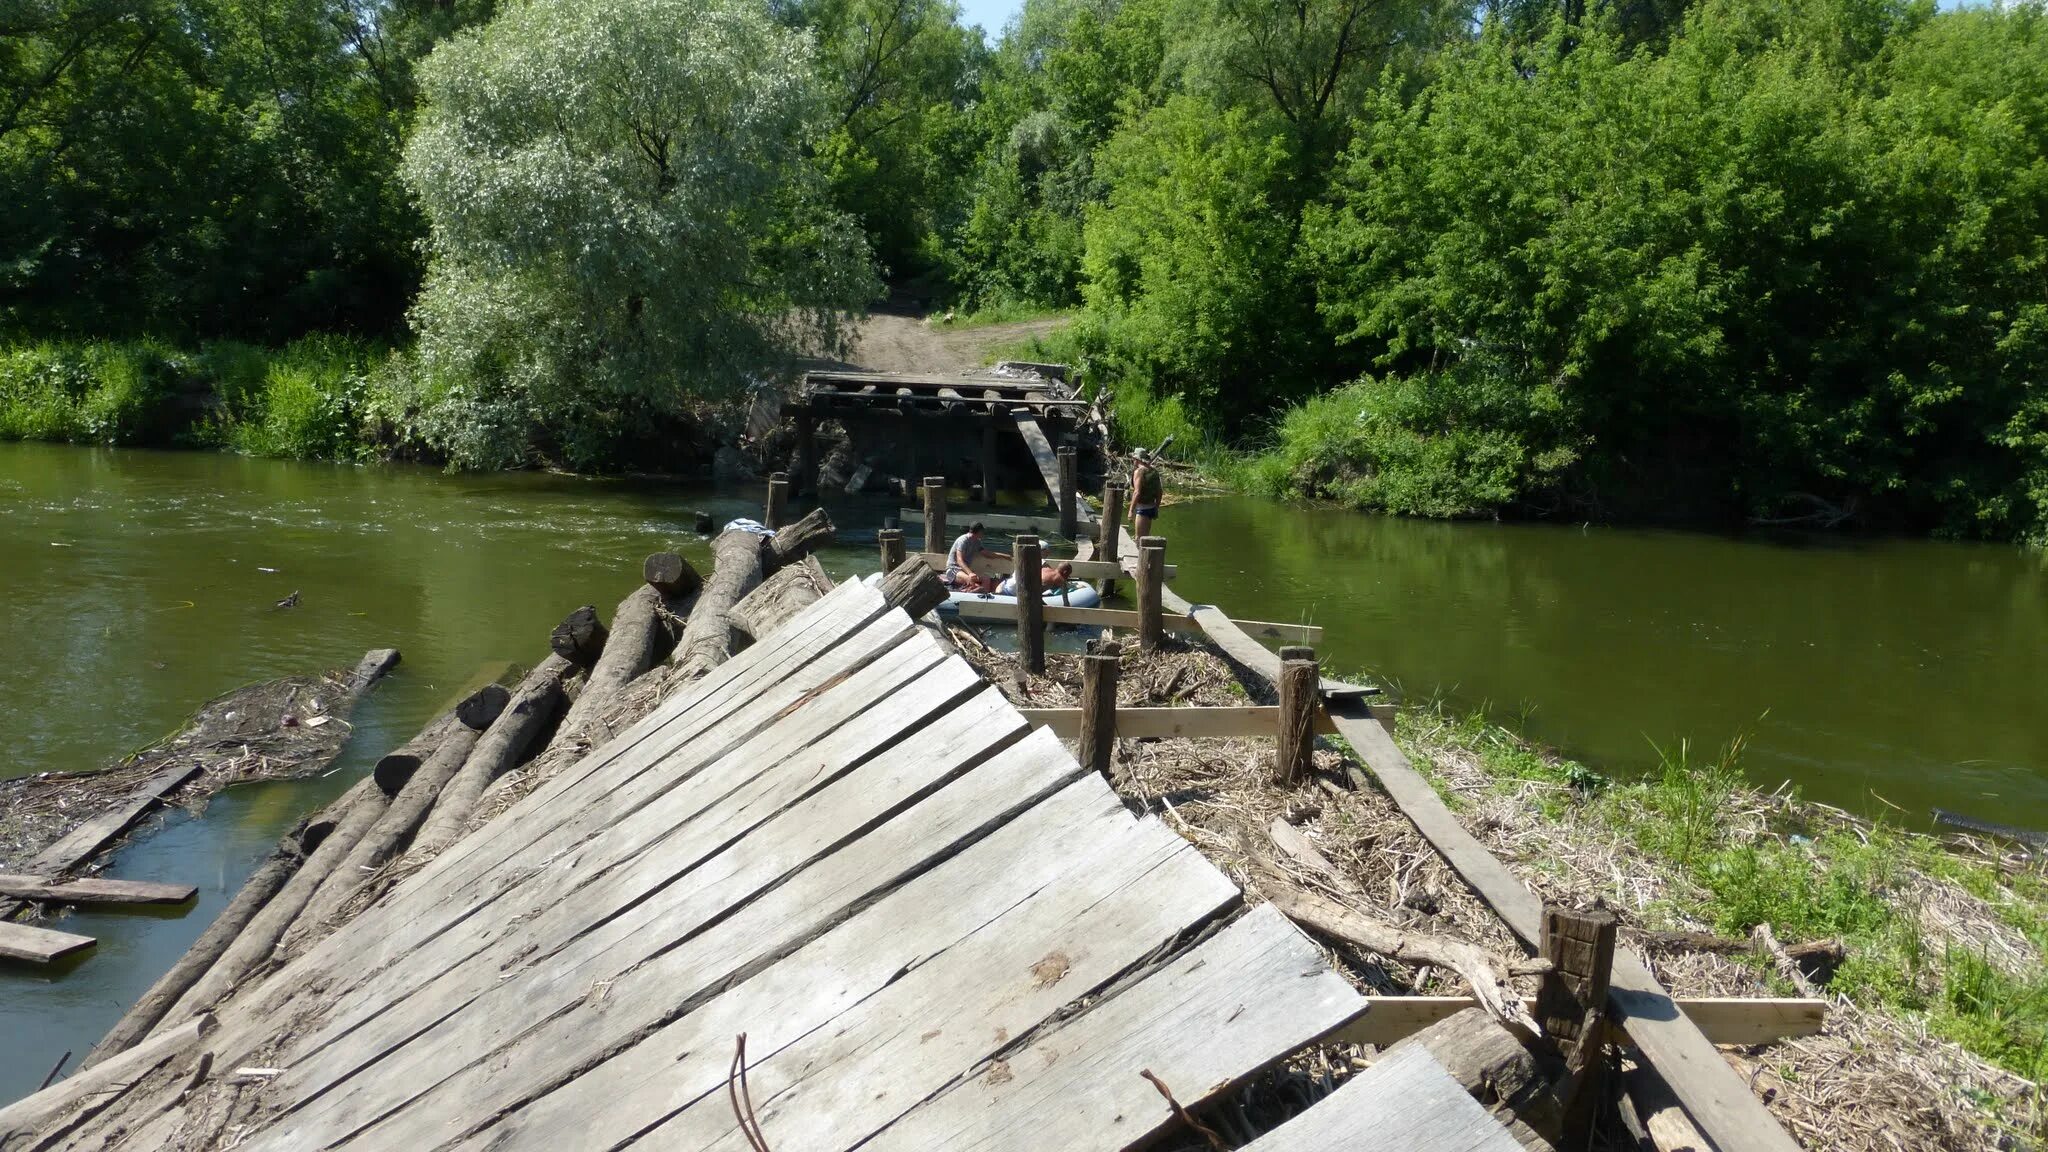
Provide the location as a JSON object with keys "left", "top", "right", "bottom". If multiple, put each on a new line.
{"left": 879, "top": 557, "right": 948, "bottom": 619}
{"left": 548, "top": 605, "right": 607, "bottom": 670}
{"left": 768, "top": 507, "right": 835, "bottom": 567}
{"left": 731, "top": 557, "right": 834, "bottom": 642}
{"left": 669, "top": 529, "right": 770, "bottom": 681}
{"left": 404, "top": 656, "right": 571, "bottom": 863}
{"left": 80, "top": 841, "right": 300, "bottom": 1068}
{"left": 373, "top": 710, "right": 465, "bottom": 795}
{"left": 642, "top": 552, "right": 702, "bottom": 598}
{"left": 284, "top": 687, "right": 504, "bottom": 952}
{"left": 156, "top": 776, "right": 390, "bottom": 1029}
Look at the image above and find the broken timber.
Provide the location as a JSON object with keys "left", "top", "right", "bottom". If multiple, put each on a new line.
{"left": 1089, "top": 519, "right": 1805, "bottom": 1152}
{"left": 13, "top": 581, "right": 1398, "bottom": 1152}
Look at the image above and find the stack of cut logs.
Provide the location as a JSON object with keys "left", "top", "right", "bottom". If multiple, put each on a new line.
{"left": 78, "top": 503, "right": 948, "bottom": 1071}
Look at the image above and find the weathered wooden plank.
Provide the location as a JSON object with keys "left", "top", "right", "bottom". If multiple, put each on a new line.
{"left": 198, "top": 586, "right": 900, "bottom": 1076}
{"left": 23, "top": 762, "right": 202, "bottom": 876}
{"left": 303, "top": 732, "right": 1101, "bottom": 1152}
{"left": 1324, "top": 702, "right": 1804, "bottom": 1152}
{"left": 913, "top": 550, "right": 1178, "bottom": 582}
{"left": 0, "top": 875, "right": 197, "bottom": 906}
{"left": 805, "top": 370, "right": 1069, "bottom": 393}
{"left": 949, "top": 598, "right": 1322, "bottom": 642}
{"left": 1020, "top": 705, "right": 1339, "bottom": 740}
{"left": 625, "top": 814, "right": 1237, "bottom": 1152}
{"left": 0, "top": 919, "right": 95, "bottom": 963}
{"left": 868, "top": 905, "right": 1363, "bottom": 1152}
{"left": 1013, "top": 410, "right": 1067, "bottom": 508}
{"left": 1239, "top": 1043, "right": 1525, "bottom": 1152}
{"left": 899, "top": 507, "right": 1076, "bottom": 537}
{"left": 261, "top": 627, "right": 961, "bottom": 1101}
{"left": 1330, "top": 996, "right": 1825, "bottom": 1049}
{"left": 0, "top": 1013, "right": 212, "bottom": 1145}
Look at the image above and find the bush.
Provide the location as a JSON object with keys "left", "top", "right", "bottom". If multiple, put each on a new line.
{"left": 0, "top": 340, "right": 182, "bottom": 444}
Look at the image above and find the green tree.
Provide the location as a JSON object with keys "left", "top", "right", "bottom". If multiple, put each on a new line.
{"left": 401, "top": 0, "right": 879, "bottom": 470}
{"left": 779, "top": 0, "right": 983, "bottom": 282}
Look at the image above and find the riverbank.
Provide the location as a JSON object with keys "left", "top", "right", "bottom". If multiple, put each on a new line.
{"left": 948, "top": 629, "right": 2047, "bottom": 1151}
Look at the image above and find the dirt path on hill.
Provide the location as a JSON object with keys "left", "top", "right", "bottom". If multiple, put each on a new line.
{"left": 823, "top": 311, "right": 1067, "bottom": 374}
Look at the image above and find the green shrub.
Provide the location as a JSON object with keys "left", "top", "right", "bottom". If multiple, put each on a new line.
{"left": 222, "top": 336, "right": 375, "bottom": 460}
{"left": 0, "top": 339, "right": 182, "bottom": 444}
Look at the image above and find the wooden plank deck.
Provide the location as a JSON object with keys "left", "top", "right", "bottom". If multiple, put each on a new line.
{"left": 0, "top": 876, "right": 197, "bottom": 906}
{"left": 21, "top": 578, "right": 1409, "bottom": 1152}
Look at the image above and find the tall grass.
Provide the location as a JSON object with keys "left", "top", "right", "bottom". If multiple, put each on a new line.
{"left": 1, "top": 335, "right": 387, "bottom": 461}
{"left": 1398, "top": 703, "right": 2048, "bottom": 1086}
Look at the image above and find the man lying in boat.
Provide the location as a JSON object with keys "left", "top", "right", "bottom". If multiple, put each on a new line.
{"left": 997, "top": 562, "right": 1077, "bottom": 602}
{"left": 944, "top": 522, "right": 1008, "bottom": 593}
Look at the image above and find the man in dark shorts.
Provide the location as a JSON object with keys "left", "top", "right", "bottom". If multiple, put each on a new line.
{"left": 944, "top": 522, "right": 1008, "bottom": 592}
{"left": 1130, "top": 449, "right": 1163, "bottom": 541}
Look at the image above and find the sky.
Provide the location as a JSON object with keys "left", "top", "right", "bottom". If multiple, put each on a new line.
{"left": 956, "top": 0, "right": 1026, "bottom": 36}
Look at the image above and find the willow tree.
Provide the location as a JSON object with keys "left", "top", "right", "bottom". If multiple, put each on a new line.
{"left": 402, "top": 0, "right": 878, "bottom": 470}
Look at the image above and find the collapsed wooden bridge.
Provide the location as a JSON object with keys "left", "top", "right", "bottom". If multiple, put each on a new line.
{"left": 3, "top": 475, "right": 1821, "bottom": 1152}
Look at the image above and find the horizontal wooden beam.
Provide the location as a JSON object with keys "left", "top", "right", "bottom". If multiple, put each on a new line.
{"left": 948, "top": 598, "right": 1323, "bottom": 643}
{"left": 0, "top": 920, "right": 96, "bottom": 964}
{"left": 913, "top": 551, "right": 1177, "bottom": 582}
{"left": 1328, "top": 996, "right": 1825, "bottom": 1050}
{"left": 1019, "top": 706, "right": 1339, "bottom": 740}
{"left": 899, "top": 508, "right": 1096, "bottom": 535}
{"left": 0, "top": 875, "right": 198, "bottom": 906}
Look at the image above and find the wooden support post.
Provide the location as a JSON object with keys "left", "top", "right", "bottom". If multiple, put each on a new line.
{"left": 1079, "top": 643, "right": 1120, "bottom": 776}
{"left": 1016, "top": 534, "right": 1045, "bottom": 675}
{"left": 1057, "top": 446, "right": 1078, "bottom": 539}
{"left": 981, "top": 418, "right": 1000, "bottom": 506}
{"left": 922, "top": 476, "right": 948, "bottom": 556}
{"left": 1538, "top": 904, "right": 1619, "bottom": 1147}
{"left": 878, "top": 528, "right": 906, "bottom": 575}
{"left": 1098, "top": 482, "right": 1126, "bottom": 598}
{"left": 1274, "top": 647, "right": 1318, "bottom": 786}
{"left": 764, "top": 472, "right": 790, "bottom": 530}
{"left": 795, "top": 408, "right": 817, "bottom": 496}
{"left": 1136, "top": 535, "right": 1166, "bottom": 652}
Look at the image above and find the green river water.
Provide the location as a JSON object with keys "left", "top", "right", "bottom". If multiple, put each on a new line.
{"left": 2, "top": 442, "right": 2045, "bottom": 1102}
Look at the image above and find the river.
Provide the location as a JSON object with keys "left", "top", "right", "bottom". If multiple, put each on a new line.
{"left": 2, "top": 443, "right": 2045, "bottom": 1101}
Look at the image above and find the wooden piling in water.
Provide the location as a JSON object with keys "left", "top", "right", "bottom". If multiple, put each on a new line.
{"left": 1274, "top": 645, "right": 1318, "bottom": 785}
{"left": 795, "top": 408, "right": 817, "bottom": 496}
{"left": 765, "top": 472, "right": 790, "bottom": 530}
{"left": 922, "top": 477, "right": 948, "bottom": 555}
{"left": 1079, "top": 643, "right": 1119, "bottom": 776}
{"left": 1057, "top": 446, "right": 1078, "bottom": 539}
{"left": 1016, "top": 535, "right": 1045, "bottom": 674}
{"left": 878, "top": 528, "right": 906, "bottom": 575}
{"left": 1136, "top": 535, "right": 1166, "bottom": 652}
{"left": 1098, "top": 482, "right": 1125, "bottom": 598}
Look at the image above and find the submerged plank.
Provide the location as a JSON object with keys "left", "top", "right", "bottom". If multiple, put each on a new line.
{"left": 1240, "top": 1043, "right": 1523, "bottom": 1152}
{"left": 0, "top": 920, "right": 95, "bottom": 964}
{"left": 0, "top": 876, "right": 198, "bottom": 906}
{"left": 868, "top": 904, "right": 1362, "bottom": 1152}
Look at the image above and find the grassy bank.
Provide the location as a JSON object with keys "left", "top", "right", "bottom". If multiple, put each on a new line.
{"left": 0, "top": 337, "right": 392, "bottom": 461}
{"left": 1396, "top": 704, "right": 2048, "bottom": 1141}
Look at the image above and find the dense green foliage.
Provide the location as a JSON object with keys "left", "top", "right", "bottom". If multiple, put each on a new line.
{"left": 395, "top": 0, "right": 877, "bottom": 469}
{"left": 5, "top": 0, "right": 2047, "bottom": 538}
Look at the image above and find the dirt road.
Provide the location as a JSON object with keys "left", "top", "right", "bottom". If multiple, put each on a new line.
{"left": 829, "top": 311, "right": 1067, "bottom": 374}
